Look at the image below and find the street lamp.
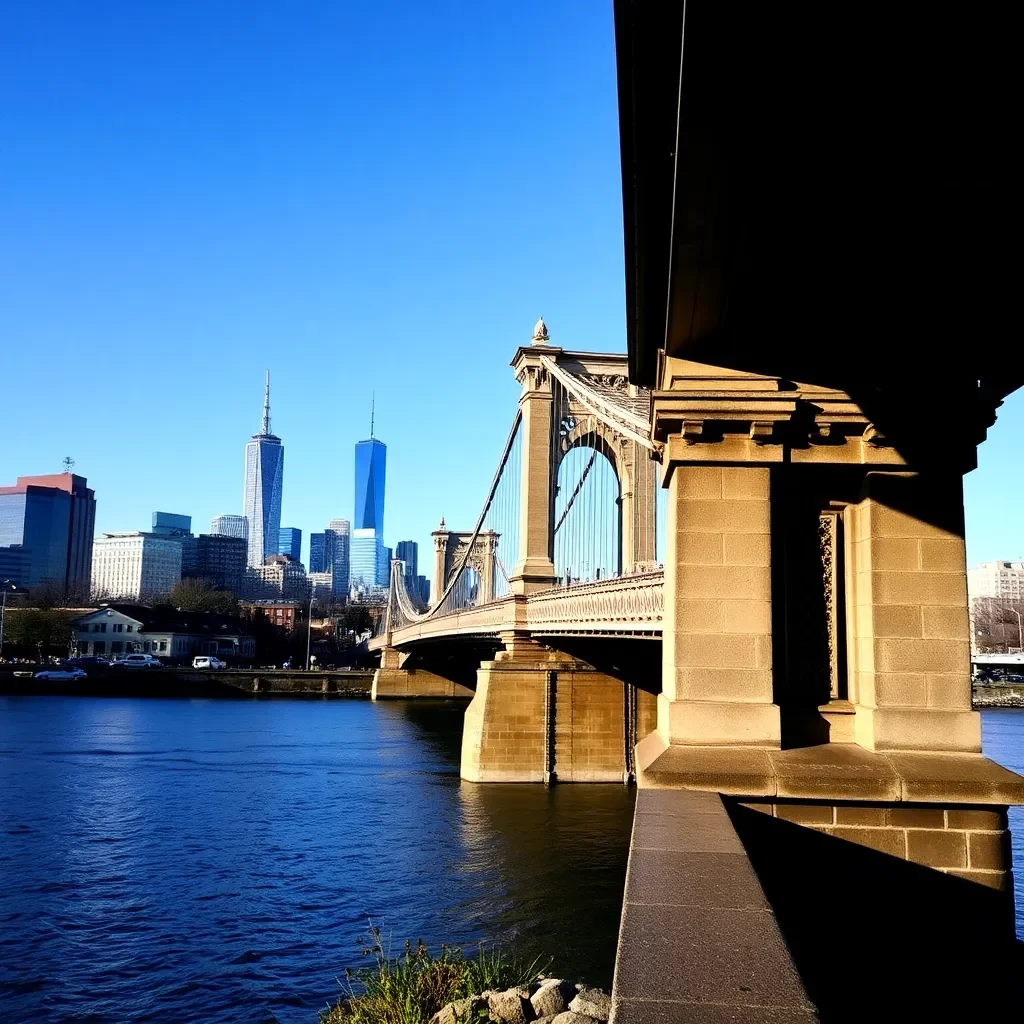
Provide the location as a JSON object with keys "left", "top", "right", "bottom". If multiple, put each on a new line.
{"left": 0, "top": 579, "right": 17, "bottom": 661}
{"left": 306, "top": 592, "right": 315, "bottom": 670}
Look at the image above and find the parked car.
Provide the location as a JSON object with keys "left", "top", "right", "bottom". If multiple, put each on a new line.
{"left": 192, "top": 656, "right": 227, "bottom": 670}
{"left": 34, "top": 665, "right": 87, "bottom": 681}
{"left": 66, "top": 656, "right": 109, "bottom": 667}
{"left": 111, "top": 654, "right": 162, "bottom": 669}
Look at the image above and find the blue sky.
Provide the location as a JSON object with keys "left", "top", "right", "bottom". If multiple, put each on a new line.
{"left": 0, "top": 0, "right": 1020, "bottom": 569}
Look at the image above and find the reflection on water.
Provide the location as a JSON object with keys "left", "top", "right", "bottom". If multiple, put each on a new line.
{"left": 981, "top": 709, "right": 1024, "bottom": 937}
{"left": 0, "top": 697, "right": 633, "bottom": 1024}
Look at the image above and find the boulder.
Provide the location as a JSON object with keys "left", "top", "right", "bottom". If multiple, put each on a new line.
{"left": 487, "top": 987, "right": 534, "bottom": 1024}
{"left": 531, "top": 980, "right": 576, "bottom": 1018}
{"left": 550, "top": 1014, "right": 602, "bottom": 1024}
{"left": 429, "top": 996, "right": 482, "bottom": 1024}
{"left": 568, "top": 988, "right": 611, "bottom": 1022}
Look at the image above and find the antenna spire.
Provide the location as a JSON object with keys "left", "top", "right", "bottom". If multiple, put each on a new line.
{"left": 262, "top": 370, "right": 271, "bottom": 434}
{"left": 370, "top": 392, "right": 375, "bottom": 439}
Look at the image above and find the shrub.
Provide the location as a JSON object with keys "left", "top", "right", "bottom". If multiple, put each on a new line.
{"left": 319, "top": 925, "right": 549, "bottom": 1024}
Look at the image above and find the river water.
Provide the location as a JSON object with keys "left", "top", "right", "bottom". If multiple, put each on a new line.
{"left": 0, "top": 697, "right": 634, "bottom": 1024}
{"left": 2, "top": 698, "right": 1024, "bottom": 1024}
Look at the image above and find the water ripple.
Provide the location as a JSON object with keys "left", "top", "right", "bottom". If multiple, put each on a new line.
{"left": 0, "top": 696, "right": 635, "bottom": 1024}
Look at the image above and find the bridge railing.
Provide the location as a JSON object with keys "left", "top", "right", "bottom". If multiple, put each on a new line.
{"left": 526, "top": 569, "right": 664, "bottom": 634}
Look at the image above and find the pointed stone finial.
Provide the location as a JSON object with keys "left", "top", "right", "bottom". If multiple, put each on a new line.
{"left": 531, "top": 317, "right": 549, "bottom": 345}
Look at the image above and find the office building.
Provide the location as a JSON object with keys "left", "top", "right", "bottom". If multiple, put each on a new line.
{"left": 188, "top": 534, "right": 247, "bottom": 594}
{"left": 152, "top": 512, "right": 192, "bottom": 536}
{"left": 308, "top": 571, "right": 334, "bottom": 603}
{"left": 355, "top": 436, "right": 386, "bottom": 533}
{"left": 0, "top": 473, "right": 96, "bottom": 594}
{"left": 279, "top": 527, "right": 302, "bottom": 562}
{"left": 90, "top": 532, "right": 183, "bottom": 601}
{"left": 968, "top": 561, "right": 1024, "bottom": 602}
{"left": 327, "top": 519, "right": 351, "bottom": 598}
{"left": 0, "top": 546, "right": 32, "bottom": 588}
{"left": 352, "top": 420, "right": 387, "bottom": 591}
{"left": 243, "top": 372, "right": 284, "bottom": 569}
{"left": 248, "top": 554, "right": 307, "bottom": 601}
{"left": 310, "top": 520, "right": 350, "bottom": 599}
{"left": 211, "top": 514, "right": 248, "bottom": 540}
{"left": 396, "top": 540, "right": 418, "bottom": 578}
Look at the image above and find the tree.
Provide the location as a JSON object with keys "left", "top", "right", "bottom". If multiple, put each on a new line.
{"left": 166, "top": 578, "right": 239, "bottom": 615}
{"left": 972, "top": 597, "right": 1024, "bottom": 653}
{"left": 2, "top": 608, "right": 76, "bottom": 659}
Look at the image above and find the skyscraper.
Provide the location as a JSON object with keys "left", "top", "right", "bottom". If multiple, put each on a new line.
{"left": 0, "top": 473, "right": 96, "bottom": 594}
{"left": 211, "top": 514, "right": 248, "bottom": 540}
{"left": 351, "top": 404, "right": 387, "bottom": 590}
{"left": 327, "top": 519, "right": 351, "bottom": 598}
{"left": 279, "top": 527, "right": 302, "bottom": 562}
{"left": 91, "top": 532, "right": 182, "bottom": 600}
{"left": 395, "top": 540, "right": 418, "bottom": 578}
{"left": 309, "top": 521, "right": 350, "bottom": 599}
{"left": 243, "top": 372, "right": 284, "bottom": 569}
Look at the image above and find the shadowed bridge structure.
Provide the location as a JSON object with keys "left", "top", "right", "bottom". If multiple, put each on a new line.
{"left": 373, "top": 0, "right": 1024, "bottom": 1014}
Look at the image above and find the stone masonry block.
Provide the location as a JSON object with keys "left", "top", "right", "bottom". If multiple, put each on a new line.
{"left": 887, "top": 806, "right": 945, "bottom": 828}
{"left": 722, "top": 467, "right": 770, "bottom": 499}
{"left": 946, "top": 808, "right": 1007, "bottom": 830}
{"left": 968, "top": 830, "right": 1012, "bottom": 871}
{"left": 676, "top": 531, "right": 725, "bottom": 565}
{"left": 926, "top": 673, "right": 972, "bottom": 711}
{"left": 831, "top": 826, "right": 906, "bottom": 858}
{"left": 869, "top": 537, "right": 922, "bottom": 571}
{"left": 722, "top": 600, "right": 771, "bottom": 635}
{"left": 669, "top": 599, "right": 725, "bottom": 633}
{"left": 875, "top": 638, "right": 969, "bottom": 674}
{"left": 864, "top": 500, "right": 960, "bottom": 542}
{"left": 673, "top": 667, "right": 774, "bottom": 703}
{"left": 775, "top": 803, "right": 834, "bottom": 825}
{"left": 947, "top": 869, "right": 1011, "bottom": 891}
{"left": 872, "top": 672, "right": 928, "bottom": 707}
{"left": 677, "top": 564, "right": 770, "bottom": 601}
{"left": 723, "top": 533, "right": 770, "bottom": 567}
{"left": 919, "top": 538, "right": 967, "bottom": 572}
{"left": 674, "top": 634, "right": 759, "bottom": 669}
{"left": 677, "top": 499, "right": 769, "bottom": 535}
{"left": 676, "top": 466, "right": 724, "bottom": 499}
{"left": 871, "top": 605, "right": 923, "bottom": 639}
{"left": 871, "top": 571, "right": 967, "bottom": 607}
{"left": 835, "top": 805, "right": 887, "bottom": 826}
{"left": 921, "top": 605, "right": 970, "bottom": 640}
{"left": 906, "top": 828, "right": 967, "bottom": 868}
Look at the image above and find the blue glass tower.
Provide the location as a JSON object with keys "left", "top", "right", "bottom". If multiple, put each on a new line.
{"left": 278, "top": 527, "right": 301, "bottom": 562}
{"left": 354, "top": 438, "right": 386, "bottom": 533}
{"left": 243, "top": 372, "right": 284, "bottom": 568}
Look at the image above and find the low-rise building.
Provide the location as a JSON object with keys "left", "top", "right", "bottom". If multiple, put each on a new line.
{"left": 242, "top": 600, "right": 304, "bottom": 631}
{"left": 968, "top": 561, "right": 1024, "bottom": 602}
{"left": 72, "top": 604, "right": 255, "bottom": 663}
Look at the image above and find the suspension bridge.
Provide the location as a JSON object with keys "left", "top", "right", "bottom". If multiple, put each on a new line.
{"left": 369, "top": 319, "right": 665, "bottom": 782}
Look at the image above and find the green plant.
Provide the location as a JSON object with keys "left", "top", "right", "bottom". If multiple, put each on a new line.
{"left": 318, "top": 925, "right": 550, "bottom": 1024}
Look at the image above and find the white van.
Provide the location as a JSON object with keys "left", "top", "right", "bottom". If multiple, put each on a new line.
{"left": 193, "top": 656, "right": 227, "bottom": 670}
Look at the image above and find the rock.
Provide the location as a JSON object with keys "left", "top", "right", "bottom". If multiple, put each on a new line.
{"left": 531, "top": 980, "right": 576, "bottom": 1018}
{"left": 429, "top": 996, "right": 482, "bottom": 1024}
{"left": 534, "top": 1018, "right": 558, "bottom": 1024}
{"left": 487, "top": 987, "right": 534, "bottom": 1024}
{"left": 568, "top": 988, "right": 611, "bottom": 1022}
{"left": 551, "top": 1014, "right": 602, "bottom": 1024}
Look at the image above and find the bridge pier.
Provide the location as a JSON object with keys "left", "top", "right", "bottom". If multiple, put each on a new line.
{"left": 461, "top": 634, "right": 639, "bottom": 782}
{"left": 371, "top": 647, "right": 473, "bottom": 700}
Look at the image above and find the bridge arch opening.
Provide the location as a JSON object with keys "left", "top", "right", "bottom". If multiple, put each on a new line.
{"left": 553, "top": 432, "right": 621, "bottom": 585}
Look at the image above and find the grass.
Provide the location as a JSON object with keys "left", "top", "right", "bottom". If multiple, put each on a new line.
{"left": 319, "top": 925, "right": 551, "bottom": 1024}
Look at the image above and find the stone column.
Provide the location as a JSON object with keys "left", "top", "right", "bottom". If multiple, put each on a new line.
{"left": 659, "top": 464, "right": 780, "bottom": 746}
{"left": 509, "top": 344, "right": 558, "bottom": 594}
{"left": 847, "top": 471, "right": 980, "bottom": 752}
{"left": 431, "top": 525, "right": 450, "bottom": 606}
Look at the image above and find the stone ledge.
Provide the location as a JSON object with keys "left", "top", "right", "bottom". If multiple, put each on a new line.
{"left": 635, "top": 733, "right": 1024, "bottom": 804}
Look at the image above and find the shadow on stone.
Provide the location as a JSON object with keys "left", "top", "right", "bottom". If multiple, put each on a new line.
{"left": 728, "top": 802, "right": 1022, "bottom": 1021}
